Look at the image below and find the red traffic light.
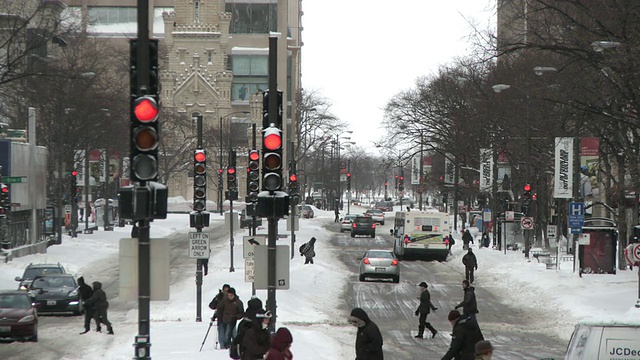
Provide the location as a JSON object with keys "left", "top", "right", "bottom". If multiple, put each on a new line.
{"left": 532, "top": 193, "right": 538, "bottom": 200}
{"left": 227, "top": 168, "right": 236, "bottom": 175}
{"left": 194, "top": 151, "right": 206, "bottom": 162}
{"left": 1, "top": 186, "right": 7, "bottom": 193}
{"left": 133, "top": 97, "right": 159, "bottom": 122}
{"left": 264, "top": 133, "right": 282, "bottom": 151}
{"left": 384, "top": 182, "right": 388, "bottom": 186}
{"left": 218, "top": 168, "right": 223, "bottom": 174}
{"left": 524, "top": 183, "right": 531, "bottom": 192}
{"left": 249, "top": 150, "right": 259, "bottom": 161}
{"left": 71, "top": 170, "right": 78, "bottom": 176}
{"left": 395, "top": 175, "right": 398, "bottom": 179}
{"left": 400, "top": 176, "right": 404, "bottom": 181}
{"left": 347, "top": 173, "right": 351, "bottom": 178}
{"left": 289, "top": 174, "right": 297, "bottom": 182}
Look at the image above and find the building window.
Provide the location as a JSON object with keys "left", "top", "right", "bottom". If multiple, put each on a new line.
{"left": 194, "top": 1, "right": 200, "bottom": 23}
{"left": 225, "top": 2, "right": 277, "bottom": 34}
{"left": 207, "top": 51, "right": 212, "bottom": 63}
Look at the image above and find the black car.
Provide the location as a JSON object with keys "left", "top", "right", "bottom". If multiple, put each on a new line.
{"left": 351, "top": 216, "right": 376, "bottom": 238}
{"left": 14, "top": 263, "right": 66, "bottom": 290}
{"left": 28, "top": 274, "right": 83, "bottom": 316}
{"left": 0, "top": 290, "right": 38, "bottom": 342}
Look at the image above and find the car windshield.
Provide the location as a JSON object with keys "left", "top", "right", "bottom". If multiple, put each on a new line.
{"left": 23, "top": 267, "right": 63, "bottom": 279}
{"left": 367, "top": 251, "right": 394, "bottom": 259}
{"left": 367, "top": 210, "right": 383, "bottom": 214}
{"left": 345, "top": 215, "right": 357, "bottom": 220}
{"left": 31, "top": 276, "right": 76, "bottom": 289}
{"left": 0, "top": 294, "right": 32, "bottom": 309}
{"left": 355, "top": 217, "right": 372, "bottom": 223}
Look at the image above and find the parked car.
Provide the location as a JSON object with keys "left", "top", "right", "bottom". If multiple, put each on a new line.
{"left": 15, "top": 263, "right": 66, "bottom": 290}
{"left": 340, "top": 214, "right": 359, "bottom": 233}
{"left": 375, "top": 201, "right": 394, "bottom": 212}
{"left": 365, "top": 209, "right": 385, "bottom": 225}
{"left": 27, "top": 274, "right": 83, "bottom": 316}
{"left": 350, "top": 199, "right": 362, "bottom": 206}
{"left": 358, "top": 249, "right": 400, "bottom": 283}
{"left": 0, "top": 290, "right": 38, "bottom": 342}
{"left": 351, "top": 216, "right": 376, "bottom": 238}
{"left": 300, "top": 205, "right": 314, "bottom": 218}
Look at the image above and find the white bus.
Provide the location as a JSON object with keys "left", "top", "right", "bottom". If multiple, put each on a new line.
{"left": 391, "top": 210, "right": 451, "bottom": 261}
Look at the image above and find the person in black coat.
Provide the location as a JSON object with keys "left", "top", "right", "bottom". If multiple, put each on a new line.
{"left": 462, "top": 230, "right": 473, "bottom": 249}
{"left": 462, "top": 248, "right": 478, "bottom": 284}
{"left": 240, "top": 309, "right": 271, "bottom": 360}
{"left": 455, "top": 280, "right": 478, "bottom": 320}
{"left": 441, "top": 310, "right": 484, "bottom": 360}
{"left": 349, "top": 307, "right": 384, "bottom": 360}
{"left": 84, "top": 281, "right": 113, "bottom": 334}
{"left": 414, "top": 281, "right": 438, "bottom": 338}
{"left": 230, "top": 296, "right": 263, "bottom": 359}
{"left": 299, "top": 237, "right": 316, "bottom": 264}
{"left": 78, "top": 277, "right": 99, "bottom": 334}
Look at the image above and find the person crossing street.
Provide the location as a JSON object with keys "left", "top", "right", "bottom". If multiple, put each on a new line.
{"left": 414, "top": 281, "right": 438, "bottom": 339}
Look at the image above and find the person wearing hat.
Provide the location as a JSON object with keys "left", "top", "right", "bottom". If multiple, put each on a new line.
{"left": 441, "top": 309, "right": 484, "bottom": 360}
{"left": 299, "top": 237, "right": 317, "bottom": 264}
{"left": 462, "top": 248, "right": 478, "bottom": 284}
{"left": 475, "top": 340, "right": 494, "bottom": 359}
{"left": 414, "top": 281, "right": 438, "bottom": 339}
{"left": 230, "top": 296, "right": 264, "bottom": 359}
{"left": 240, "top": 309, "right": 272, "bottom": 360}
{"left": 348, "top": 307, "right": 384, "bottom": 360}
{"left": 264, "top": 327, "right": 293, "bottom": 360}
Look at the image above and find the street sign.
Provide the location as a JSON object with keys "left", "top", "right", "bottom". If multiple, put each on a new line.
{"left": 244, "top": 259, "right": 255, "bottom": 282}
{"left": 570, "top": 227, "right": 582, "bottom": 234}
{"left": 253, "top": 245, "right": 290, "bottom": 290}
{"left": 568, "top": 202, "right": 585, "bottom": 228}
{"left": 188, "top": 232, "right": 210, "bottom": 259}
{"left": 286, "top": 215, "right": 299, "bottom": 232}
{"left": 505, "top": 211, "right": 515, "bottom": 221}
{"left": 64, "top": 205, "right": 72, "bottom": 214}
{"left": 3, "top": 176, "right": 27, "bottom": 184}
{"left": 520, "top": 217, "right": 534, "bottom": 230}
{"left": 483, "top": 208, "right": 492, "bottom": 222}
{"left": 634, "top": 244, "right": 640, "bottom": 263}
{"left": 243, "top": 235, "right": 267, "bottom": 259}
{"left": 547, "top": 226, "right": 557, "bottom": 240}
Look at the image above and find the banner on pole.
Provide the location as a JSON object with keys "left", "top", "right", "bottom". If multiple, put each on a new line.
{"left": 479, "top": 148, "right": 493, "bottom": 192}
{"left": 411, "top": 155, "right": 420, "bottom": 185}
{"left": 444, "top": 154, "right": 454, "bottom": 185}
{"left": 74, "top": 150, "right": 85, "bottom": 184}
{"left": 99, "top": 149, "right": 106, "bottom": 183}
{"left": 554, "top": 137, "right": 573, "bottom": 199}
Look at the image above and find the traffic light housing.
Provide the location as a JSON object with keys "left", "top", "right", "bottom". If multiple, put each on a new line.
{"left": 246, "top": 150, "right": 260, "bottom": 203}
{"left": 130, "top": 95, "right": 159, "bottom": 183}
{"left": 193, "top": 149, "right": 207, "bottom": 211}
{"left": 226, "top": 151, "right": 238, "bottom": 201}
{"left": 346, "top": 172, "right": 351, "bottom": 191}
{"left": 522, "top": 183, "right": 532, "bottom": 208}
{"left": 262, "top": 90, "right": 283, "bottom": 129}
{"left": 262, "top": 124, "right": 283, "bottom": 193}
{"left": 289, "top": 173, "right": 299, "bottom": 204}
{"left": 70, "top": 170, "right": 77, "bottom": 199}
{"left": 399, "top": 175, "right": 405, "bottom": 191}
{"left": 0, "top": 184, "right": 8, "bottom": 217}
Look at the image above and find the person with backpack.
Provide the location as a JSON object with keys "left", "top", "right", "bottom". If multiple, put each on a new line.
{"left": 299, "top": 237, "right": 316, "bottom": 264}
{"left": 229, "top": 296, "right": 263, "bottom": 359}
{"left": 84, "top": 281, "right": 113, "bottom": 335}
{"left": 240, "top": 309, "right": 272, "bottom": 360}
{"left": 78, "top": 277, "right": 99, "bottom": 334}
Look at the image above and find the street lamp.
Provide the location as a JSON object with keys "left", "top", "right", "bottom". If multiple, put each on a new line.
{"left": 218, "top": 111, "right": 250, "bottom": 214}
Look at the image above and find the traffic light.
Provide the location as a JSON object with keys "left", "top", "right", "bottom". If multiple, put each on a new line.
{"left": 399, "top": 175, "right": 405, "bottom": 191}
{"left": 0, "top": 184, "right": 9, "bottom": 217}
{"left": 226, "top": 151, "right": 238, "bottom": 201}
{"left": 523, "top": 183, "right": 532, "bottom": 207}
{"left": 246, "top": 150, "right": 260, "bottom": 203}
{"left": 262, "top": 124, "right": 283, "bottom": 192}
{"left": 347, "top": 172, "right": 352, "bottom": 191}
{"left": 130, "top": 95, "right": 159, "bottom": 183}
{"left": 262, "top": 90, "right": 283, "bottom": 129}
{"left": 70, "top": 170, "right": 77, "bottom": 197}
{"left": 193, "top": 149, "right": 207, "bottom": 212}
{"left": 394, "top": 175, "right": 398, "bottom": 190}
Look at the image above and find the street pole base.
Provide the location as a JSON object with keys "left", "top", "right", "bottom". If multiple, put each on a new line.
{"left": 229, "top": 266, "right": 235, "bottom": 272}
{"left": 635, "top": 299, "right": 640, "bottom": 308}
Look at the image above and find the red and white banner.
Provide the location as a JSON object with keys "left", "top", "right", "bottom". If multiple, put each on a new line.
{"left": 554, "top": 137, "right": 573, "bottom": 199}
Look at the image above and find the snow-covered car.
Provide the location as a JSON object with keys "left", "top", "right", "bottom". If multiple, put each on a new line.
{"left": 365, "top": 209, "right": 385, "bottom": 225}
{"left": 299, "top": 205, "right": 314, "bottom": 218}
{"left": 358, "top": 249, "right": 400, "bottom": 283}
{"left": 340, "top": 214, "right": 358, "bottom": 232}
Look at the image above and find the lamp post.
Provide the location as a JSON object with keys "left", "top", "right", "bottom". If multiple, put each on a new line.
{"left": 218, "top": 111, "right": 250, "bottom": 215}
{"left": 333, "top": 131, "right": 353, "bottom": 210}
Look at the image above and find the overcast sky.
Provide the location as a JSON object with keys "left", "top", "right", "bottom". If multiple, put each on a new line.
{"left": 302, "top": 0, "right": 496, "bottom": 152}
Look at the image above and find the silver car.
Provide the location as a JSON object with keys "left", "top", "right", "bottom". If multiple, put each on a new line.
{"left": 340, "top": 214, "right": 358, "bottom": 232}
{"left": 365, "top": 209, "right": 385, "bottom": 225}
{"left": 358, "top": 249, "right": 400, "bottom": 283}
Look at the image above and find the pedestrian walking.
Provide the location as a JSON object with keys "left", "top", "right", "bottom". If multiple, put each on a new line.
{"left": 475, "top": 340, "right": 494, "bottom": 359}
{"left": 348, "top": 307, "right": 384, "bottom": 360}
{"left": 455, "top": 280, "right": 479, "bottom": 319}
{"left": 462, "top": 229, "right": 473, "bottom": 250}
{"left": 215, "top": 287, "right": 244, "bottom": 349}
{"left": 230, "top": 296, "right": 263, "bottom": 359}
{"left": 264, "top": 327, "right": 293, "bottom": 360}
{"left": 84, "top": 281, "right": 113, "bottom": 334}
{"left": 462, "top": 248, "right": 478, "bottom": 284}
{"left": 334, "top": 207, "right": 340, "bottom": 222}
{"left": 414, "top": 281, "right": 438, "bottom": 339}
{"left": 210, "top": 283, "right": 230, "bottom": 348}
{"left": 441, "top": 310, "right": 484, "bottom": 360}
{"left": 240, "top": 309, "right": 271, "bottom": 360}
{"left": 77, "top": 277, "right": 99, "bottom": 334}
{"left": 298, "top": 237, "right": 316, "bottom": 264}
{"left": 481, "top": 232, "right": 490, "bottom": 248}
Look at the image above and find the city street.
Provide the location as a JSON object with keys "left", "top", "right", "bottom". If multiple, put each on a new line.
{"left": 329, "top": 210, "right": 566, "bottom": 359}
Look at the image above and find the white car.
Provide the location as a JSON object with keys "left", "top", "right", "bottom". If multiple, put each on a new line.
{"left": 365, "top": 209, "right": 385, "bottom": 225}
{"left": 340, "top": 214, "right": 358, "bottom": 232}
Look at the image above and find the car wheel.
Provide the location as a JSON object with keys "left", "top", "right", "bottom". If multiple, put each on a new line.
{"left": 381, "top": 221, "right": 385, "bottom": 225}
{"left": 392, "top": 275, "right": 400, "bottom": 283}
{"left": 359, "top": 274, "right": 365, "bottom": 282}
{"left": 370, "top": 233, "right": 375, "bottom": 238}
{"left": 31, "top": 332, "right": 38, "bottom": 342}
{"left": 350, "top": 232, "right": 355, "bottom": 238}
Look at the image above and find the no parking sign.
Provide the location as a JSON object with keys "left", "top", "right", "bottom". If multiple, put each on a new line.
{"left": 625, "top": 243, "right": 640, "bottom": 266}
